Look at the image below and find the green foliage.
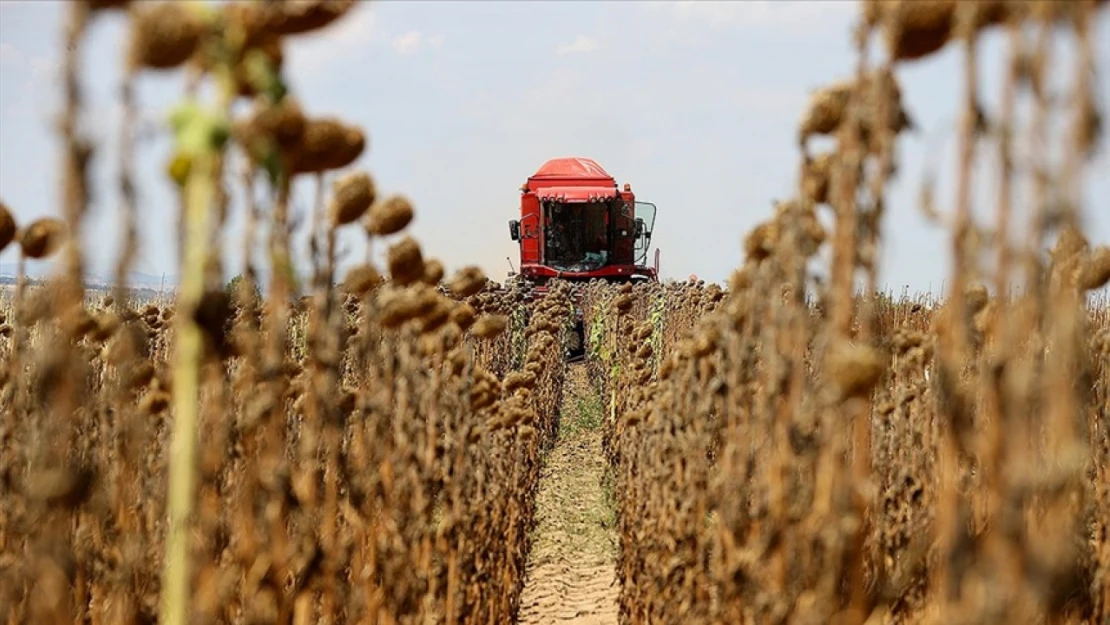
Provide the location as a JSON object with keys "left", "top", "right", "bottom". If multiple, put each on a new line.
{"left": 510, "top": 304, "right": 530, "bottom": 370}
{"left": 588, "top": 308, "right": 608, "bottom": 362}
{"left": 226, "top": 273, "right": 261, "bottom": 303}
{"left": 561, "top": 392, "right": 605, "bottom": 440}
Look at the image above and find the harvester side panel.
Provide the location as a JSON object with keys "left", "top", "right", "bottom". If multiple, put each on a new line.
{"left": 519, "top": 194, "right": 542, "bottom": 267}
{"left": 611, "top": 190, "right": 636, "bottom": 265}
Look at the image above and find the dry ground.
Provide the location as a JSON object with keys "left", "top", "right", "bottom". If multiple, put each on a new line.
{"left": 517, "top": 364, "right": 618, "bottom": 625}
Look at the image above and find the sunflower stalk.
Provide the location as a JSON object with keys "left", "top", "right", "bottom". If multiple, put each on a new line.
{"left": 159, "top": 74, "right": 232, "bottom": 625}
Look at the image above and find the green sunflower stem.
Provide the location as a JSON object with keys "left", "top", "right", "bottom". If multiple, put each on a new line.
{"left": 160, "top": 149, "right": 216, "bottom": 625}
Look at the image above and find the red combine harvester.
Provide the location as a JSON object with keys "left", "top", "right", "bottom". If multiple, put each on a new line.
{"left": 508, "top": 157, "right": 660, "bottom": 359}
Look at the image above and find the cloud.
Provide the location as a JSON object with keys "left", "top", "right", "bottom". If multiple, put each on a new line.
{"left": 390, "top": 30, "right": 444, "bottom": 56}
{"left": 28, "top": 55, "right": 56, "bottom": 78}
{"left": 392, "top": 30, "right": 423, "bottom": 56}
{"left": 286, "top": 2, "right": 377, "bottom": 74}
{"left": 556, "top": 35, "right": 599, "bottom": 55}
{"left": 647, "top": 0, "right": 855, "bottom": 36}
{"left": 0, "top": 41, "right": 56, "bottom": 76}
{"left": 0, "top": 40, "right": 60, "bottom": 121}
{"left": 0, "top": 42, "right": 21, "bottom": 66}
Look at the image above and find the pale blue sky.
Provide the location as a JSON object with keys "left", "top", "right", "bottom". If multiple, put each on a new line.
{"left": 1, "top": 1, "right": 1107, "bottom": 293}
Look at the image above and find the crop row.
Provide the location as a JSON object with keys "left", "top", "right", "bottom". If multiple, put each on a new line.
{"left": 580, "top": 2, "right": 1110, "bottom": 624}
{"left": 0, "top": 2, "right": 578, "bottom": 624}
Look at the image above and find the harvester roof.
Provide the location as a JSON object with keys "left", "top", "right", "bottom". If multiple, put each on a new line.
{"left": 529, "top": 157, "right": 614, "bottom": 182}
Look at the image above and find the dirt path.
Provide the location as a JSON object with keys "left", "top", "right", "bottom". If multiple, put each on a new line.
{"left": 517, "top": 364, "right": 619, "bottom": 625}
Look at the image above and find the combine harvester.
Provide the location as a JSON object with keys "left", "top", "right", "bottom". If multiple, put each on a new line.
{"left": 507, "top": 157, "right": 660, "bottom": 360}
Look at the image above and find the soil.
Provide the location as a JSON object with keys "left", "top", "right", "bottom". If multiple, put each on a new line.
{"left": 517, "top": 364, "right": 619, "bottom": 625}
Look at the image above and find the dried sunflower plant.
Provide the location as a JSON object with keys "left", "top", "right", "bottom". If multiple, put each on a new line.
{"left": 2, "top": 1, "right": 1109, "bottom": 625}
{"left": 577, "top": 1, "right": 1110, "bottom": 624}
{"left": 0, "top": 2, "right": 572, "bottom": 625}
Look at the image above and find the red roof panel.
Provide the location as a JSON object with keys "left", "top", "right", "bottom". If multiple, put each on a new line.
{"left": 530, "top": 157, "right": 613, "bottom": 180}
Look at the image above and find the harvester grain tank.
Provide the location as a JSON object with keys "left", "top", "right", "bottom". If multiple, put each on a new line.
{"left": 508, "top": 157, "right": 660, "bottom": 359}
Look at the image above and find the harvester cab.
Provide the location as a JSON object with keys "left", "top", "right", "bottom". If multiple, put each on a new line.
{"left": 507, "top": 157, "right": 660, "bottom": 360}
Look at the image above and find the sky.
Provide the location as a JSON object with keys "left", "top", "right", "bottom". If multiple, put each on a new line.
{"left": 0, "top": 0, "right": 1107, "bottom": 294}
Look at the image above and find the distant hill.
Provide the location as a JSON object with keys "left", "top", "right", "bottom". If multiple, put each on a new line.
{"left": 0, "top": 262, "right": 347, "bottom": 297}
{"left": 0, "top": 261, "right": 58, "bottom": 279}
{"left": 0, "top": 262, "right": 178, "bottom": 289}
